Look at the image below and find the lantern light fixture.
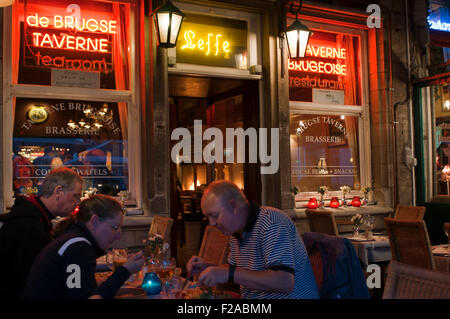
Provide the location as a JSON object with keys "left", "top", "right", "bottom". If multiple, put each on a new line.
{"left": 0, "top": 0, "right": 14, "bottom": 8}
{"left": 285, "top": 0, "right": 312, "bottom": 59}
{"left": 151, "top": 0, "right": 185, "bottom": 48}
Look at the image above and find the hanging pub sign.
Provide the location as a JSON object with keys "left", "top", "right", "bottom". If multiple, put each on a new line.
{"left": 288, "top": 28, "right": 362, "bottom": 106}
{"left": 175, "top": 13, "right": 248, "bottom": 69}
{"left": 17, "top": 0, "right": 127, "bottom": 89}
{"left": 13, "top": 97, "right": 123, "bottom": 140}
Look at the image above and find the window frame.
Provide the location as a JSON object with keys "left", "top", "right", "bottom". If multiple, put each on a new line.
{"left": 288, "top": 20, "right": 372, "bottom": 204}
{"left": 2, "top": 0, "right": 142, "bottom": 210}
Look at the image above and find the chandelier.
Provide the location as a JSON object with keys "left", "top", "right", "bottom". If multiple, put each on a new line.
{"left": 67, "top": 103, "right": 113, "bottom": 130}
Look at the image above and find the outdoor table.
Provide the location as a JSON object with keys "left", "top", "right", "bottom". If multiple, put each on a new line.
{"left": 346, "top": 235, "right": 450, "bottom": 273}
{"left": 346, "top": 235, "right": 391, "bottom": 267}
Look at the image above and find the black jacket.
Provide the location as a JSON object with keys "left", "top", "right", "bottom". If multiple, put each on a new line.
{"left": 22, "top": 222, "right": 130, "bottom": 299}
{"left": 0, "top": 195, "right": 55, "bottom": 298}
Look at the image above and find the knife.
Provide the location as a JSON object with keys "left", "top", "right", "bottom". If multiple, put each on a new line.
{"left": 181, "top": 272, "right": 194, "bottom": 291}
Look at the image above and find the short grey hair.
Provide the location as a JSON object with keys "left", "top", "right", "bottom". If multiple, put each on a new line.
{"left": 41, "top": 167, "right": 83, "bottom": 198}
{"left": 203, "top": 180, "right": 249, "bottom": 207}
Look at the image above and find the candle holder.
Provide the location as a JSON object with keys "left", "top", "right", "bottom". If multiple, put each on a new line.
{"left": 307, "top": 197, "right": 319, "bottom": 209}
{"left": 329, "top": 197, "right": 340, "bottom": 208}
{"left": 351, "top": 196, "right": 361, "bottom": 207}
{"left": 141, "top": 272, "right": 162, "bottom": 295}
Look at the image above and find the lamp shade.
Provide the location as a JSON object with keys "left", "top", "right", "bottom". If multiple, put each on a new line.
{"left": 153, "top": 0, "right": 184, "bottom": 48}
{"left": 0, "top": 0, "right": 14, "bottom": 7}
{"left": 307, "top": 197, "right": 318, "bottom": 209}
{"left": 285, "top": 19, "right": 312, "bottom": 58}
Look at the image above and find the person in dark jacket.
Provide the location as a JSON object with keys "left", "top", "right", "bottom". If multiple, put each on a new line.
{"left": 22, "top": 195, "right": 144, "bottom": 299}
{"left": 0, "top": 167, "right": 83, "bottom": 298}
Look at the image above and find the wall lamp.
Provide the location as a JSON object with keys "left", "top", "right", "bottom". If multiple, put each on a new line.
{"left": 150, "top": 0, "right": 185, "bottom": 48}
{"left": 284, "top": 0, "right": 312, "bottom": 58}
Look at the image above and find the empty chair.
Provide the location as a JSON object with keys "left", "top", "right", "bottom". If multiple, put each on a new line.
{"left": 198, "top": 225, "right": 230, "bottom": 265}
{"left": 382, "top": 261, "right": 450, "bottom": 299}
{"left": 384, "top": 218, "right": 435, "bottom": 270}
{"left": 305, "top": 209, "right": 339, "bottom": 236}
{"left": 394, "top": 205, "right": 426, "bottom": 220}
{"left": 444, "top": 223, "right": 450, "bottom": 244}
{"left": 149, "top": 215, "right": 174, "bottom": 242}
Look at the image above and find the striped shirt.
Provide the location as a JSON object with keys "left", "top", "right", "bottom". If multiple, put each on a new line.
{"left": 228, "top": 204, "right": 319, "bottom": 299}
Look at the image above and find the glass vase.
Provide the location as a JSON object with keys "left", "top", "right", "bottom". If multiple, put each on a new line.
{"left": 319, "top": 194, "right": 324, "bottom": 207}
{"left": 353, "top": 224, "right": 360, "bottom": 238}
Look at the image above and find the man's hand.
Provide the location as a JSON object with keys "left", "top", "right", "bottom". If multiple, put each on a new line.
{"left": 186, "top": 255, "right": 211, "bottom": 275}
{"left": 198, "top": 265, "right": 229, "bottom": 288}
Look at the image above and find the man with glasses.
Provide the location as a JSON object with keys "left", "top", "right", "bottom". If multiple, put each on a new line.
{"left": 0, "top": 167, "right": 83, "bottom": 298}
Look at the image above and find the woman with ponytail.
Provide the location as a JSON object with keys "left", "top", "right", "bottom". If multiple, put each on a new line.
{"left": 22, "top": 195, "right": 144, "bottom": 299}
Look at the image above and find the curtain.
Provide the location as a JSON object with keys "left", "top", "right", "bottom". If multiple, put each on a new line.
{"left": 113, "top": 3, "right": 130, "bottom": 141}
{"left": 337, "top": 34, "right": 361, "bottom": 188}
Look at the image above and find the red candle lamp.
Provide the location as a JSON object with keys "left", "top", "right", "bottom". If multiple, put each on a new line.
{"left": 307, "top": 197, "right": 319, "bottom": 209}
{"left": 351, "top": 196, "right": 361, "bottom": 207}
{"left": 329, "top": 197, "right": 340, "bottom": 208}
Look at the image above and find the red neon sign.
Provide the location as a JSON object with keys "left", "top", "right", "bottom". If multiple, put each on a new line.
{"left": 26, "top": 14, "right": 117, "bottom": 34}
{"left": 26, "top": 14, "right": 116, "bottom": 54}
{"left": 288, "top": 45, "right": 347, "bottom": 76}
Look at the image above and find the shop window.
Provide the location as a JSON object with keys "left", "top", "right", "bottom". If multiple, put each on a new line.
{"left": 290, "top": 114, "right": 360, "bottom": 193}
{"left": 14, "top": 0, "right": 130, "bottom": 90}
{"left": 12, "top": 98, "right": 128, "bottom": 197}
{"left": 289, "top": 24, "right": 369, "bottom": 204}
{"left": 289, "top": 29, "right": 362, "bottom": 105}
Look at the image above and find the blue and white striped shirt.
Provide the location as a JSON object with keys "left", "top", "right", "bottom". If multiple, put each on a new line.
{"left": 228, "top": 204, "right": 319, "bottom": 299}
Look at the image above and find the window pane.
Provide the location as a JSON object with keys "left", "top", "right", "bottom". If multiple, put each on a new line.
{"left": 288, "top": 29, "right": 362, "bottom": 105}
{"left": 14, "top": 0, "right": 130, "bottom": 90}
{"left": 290, "top": 113, "right": 360, "bottom": 192}
{"left": 13, "top": 97, "right": 128, "bottom": 196}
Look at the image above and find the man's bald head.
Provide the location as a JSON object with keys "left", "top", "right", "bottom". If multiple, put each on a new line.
{"left": 202, "top": 180, "right": 249, "bottom": 208}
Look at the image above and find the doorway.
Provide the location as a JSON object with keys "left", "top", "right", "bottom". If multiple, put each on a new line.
{"left": 168, "top": 74, "right": 261, "bottom": 265}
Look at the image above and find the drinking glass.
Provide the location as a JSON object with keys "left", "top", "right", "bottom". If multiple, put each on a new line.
{"left": 112, "top": 248, "right": 128, "bottom": 271}
{"left": 155, "top": 257, "right": 176, "bottom": 298}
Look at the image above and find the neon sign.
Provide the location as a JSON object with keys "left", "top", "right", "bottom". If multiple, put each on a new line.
{"left": 288, "top": 45, "right": 347, "bottom": 76}
{"left": 429, "top": 19, "right": 450, "bottom": 32}
{"left": 26, "top": 14, "right": 117, "bottom": 34}
{"left": 180, "top": 30, "right": 231, "bottom": 57}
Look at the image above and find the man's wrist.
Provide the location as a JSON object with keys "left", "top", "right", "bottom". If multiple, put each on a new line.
{"left": 228, "top": 264, "right": 236, "bottom": 283}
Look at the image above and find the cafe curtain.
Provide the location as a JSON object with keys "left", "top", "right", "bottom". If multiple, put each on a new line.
{"left": 113, "top": 3, "right": 129, "bottom": 141}
{"left": 337, "top": 34, "right": 361, "bottom": 188}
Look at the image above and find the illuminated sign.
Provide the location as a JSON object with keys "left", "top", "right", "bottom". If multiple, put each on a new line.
{"left": 23, "top": 11, "right": 114, "bottom": 73}
{"left": 429, "top": 20, "right": 450, "bottom": 32}
{"left": 181, "top": 30, "right": 230, "bottom": 57}
{"left": 288, "top": 45, "right": 347, "bottom": 76}
{"left": 175, "top": 13, "right": 247, "bottom": 68}
{"left": 290, "top": 75, "right": 345, "bottom": 90}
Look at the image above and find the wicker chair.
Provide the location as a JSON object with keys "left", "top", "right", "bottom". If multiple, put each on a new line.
{"left": 384, "top": 218, "right": 435, "bottom": 270}
{"left": 305, "top": 209, "right": 339, "bottom": 236}
{"left": 382, "top": 261, "right": 450, "bottom": 299}
{"left": 198, "top": 225, "right": 230, "bottom": 265}
{"left": 149, "top": 215, "right": 174, "bottom": 242}
{"left": 444, "top": 223, "right": 450, "bottom": 244}
{"left": 394, "top": 205, "right": 426, "bottom": 220}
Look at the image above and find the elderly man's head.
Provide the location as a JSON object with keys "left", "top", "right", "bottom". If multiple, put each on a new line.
{"left": 200, "top": 180, "right": 249, "bottom": 236}
{"left": 40, "top": 167, "right": 83, "bottom": 217}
